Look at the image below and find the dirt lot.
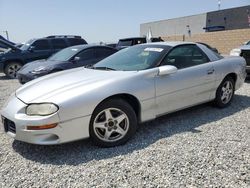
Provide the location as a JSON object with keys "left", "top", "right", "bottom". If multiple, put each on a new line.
{"left": 0, "top": 73, "right": 249, "bottom": 187}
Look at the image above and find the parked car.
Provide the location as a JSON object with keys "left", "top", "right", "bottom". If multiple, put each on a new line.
{"left": 1, "top": 42, "right": 246, "bottom": 147}
{"left": 230, "top": 42, "right": 250, "bottom": 74}
{"left": 197, "top": 42, "right": 219, "bottom": 54}
{"left": 0, "top": 35, "right": 87, "bottom": 78}
{"left": 17, "top": 45, "right": 117, "bottom": 84}
{"left": 116, "top": 37, "right": 164, "bottom": 50}
{"left": 106, "top": 43, "right": 117, "bottom": 48}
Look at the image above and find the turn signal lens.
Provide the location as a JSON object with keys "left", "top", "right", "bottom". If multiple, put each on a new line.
{"left": 27, "top": 123, "right": 58, "bottom": 130}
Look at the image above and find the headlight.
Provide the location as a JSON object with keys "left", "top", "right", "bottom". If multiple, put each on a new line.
{"left": 31, "top": 66, "right": 49, "bottom": 74}
{"left": 26, "top": 103, "right": 59, "bottom": 116}
{"left": 230, "top": 49, "right": 241, "bottom": 56}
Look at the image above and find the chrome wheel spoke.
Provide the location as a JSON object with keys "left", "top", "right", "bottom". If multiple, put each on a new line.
{"left": 221, "top": 94, "right": 227, "bottom": 100}
{"left": 226, "top": 82, "right": 231, "bottom": 89}
{"left": 115, "top": 126, "right": 126, "bottom": 136}
{"left": 115, "top": 114, "right": 126, "bottom": 124}
{"left": 94, "top": 122, "right": 106, "bottom": 129}
{"left": 104, "top": 109, "right": 113, "bottom": 120}
{"left": 104, "top": 130, "right": 112, "bottom": 140}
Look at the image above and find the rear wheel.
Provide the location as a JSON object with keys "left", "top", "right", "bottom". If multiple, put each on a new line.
{"left": 214, "top": 77, "right": 235, "bottom": 108}
{"left": 4, "top": 62, "right": 22, "bottom": 79}
{"left": 89, "top": 99, "right": 137, "bottom": 147}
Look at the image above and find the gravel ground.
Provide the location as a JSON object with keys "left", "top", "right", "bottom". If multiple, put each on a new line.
{"left": 0, "top": 73, "right": 249, "bottom": 188}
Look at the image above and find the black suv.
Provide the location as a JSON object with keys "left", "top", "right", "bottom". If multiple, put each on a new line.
{"left": 0, "top": 35, "right": 87, "bottom": 78}
{"left": 116, "top": 37, "right": 164, "bottom": 50}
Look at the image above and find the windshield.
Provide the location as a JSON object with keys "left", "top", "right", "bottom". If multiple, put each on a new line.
{"left": 246, "top": 41, "right": 250, "bottom": 45}
{"left": 48, "top": 46, "right": 81, "bottom": 61}
{"left": 93, "top": 45, "right": 170, "bottom": 71}
{"left": 20, "top": 39, "right": 35, "bottom": 51}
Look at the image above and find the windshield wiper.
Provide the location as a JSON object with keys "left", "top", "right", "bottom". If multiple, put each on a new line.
{"left": 86, "top": 65, "right": 116, "bottom": 71}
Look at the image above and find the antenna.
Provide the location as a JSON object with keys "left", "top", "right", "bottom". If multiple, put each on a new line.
{"left": 218, "top": 0, "right": 221, "bottom": 10}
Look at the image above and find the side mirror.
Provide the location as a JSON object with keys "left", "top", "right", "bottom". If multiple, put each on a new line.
{"left": 28, "top": 46, "right": 35, "bottom": 52}
{"left": 158, "top": 65, "right": 177, "bottom": 76}
{"left": 73, "top": 56, "right": 81, "bottom": 62}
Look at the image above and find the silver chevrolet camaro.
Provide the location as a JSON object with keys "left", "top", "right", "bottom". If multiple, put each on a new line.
{"left": 1, "top": 42, "right": 246, "bottom": 147}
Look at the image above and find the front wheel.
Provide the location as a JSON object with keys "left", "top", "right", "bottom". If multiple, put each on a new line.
{"left": 4, "top": 62, "right": 22, "bottom": 79}
{"left": 89, "top": 99, "right": 137, "bottom": 147}
{"left": 214, "top": 77, "right": 235, "bottom": 108}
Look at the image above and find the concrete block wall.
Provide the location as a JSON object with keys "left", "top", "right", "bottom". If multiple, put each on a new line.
{"left": 162, "top": 28, "right": 250, "bottom": 55}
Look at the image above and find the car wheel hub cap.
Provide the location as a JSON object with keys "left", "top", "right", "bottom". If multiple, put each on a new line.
{"left": 8, "top": 64, "right": 21, "bottom": 78}
{"left": 221, "top": 81, "right": 233, "bottom": 104}
{"left": 93, "top": 108, "right": 129, "bottom": 142}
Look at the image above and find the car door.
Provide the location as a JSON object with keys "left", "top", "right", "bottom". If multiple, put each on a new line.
{"left": 155, "top": 44, "right": 216, "bottom": 116}
{"left": 26, "top": 39, "right": 52, "bottom": 62}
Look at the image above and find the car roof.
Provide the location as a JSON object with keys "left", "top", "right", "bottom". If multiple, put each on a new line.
{"left": 143, "top": 41, "right": 196, "bottom": 47}
{"left": 67, "top": 44, "right": 116, "bottom": 51}
{"left": 119, "top": 37, "right": 146, "bottom": 41}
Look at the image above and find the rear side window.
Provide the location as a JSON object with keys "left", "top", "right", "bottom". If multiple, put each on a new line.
{"left": 68, "top": 38, "right": 87, "bottom": 46}
{"left": 95, "top": 48, "right": 116, "bottom": 58}
{"left": 32, "top": 40, "right": 50, "bottom": 50}
{"left": 51, "top": 39, "right": 67, "bottom": 49}
{"left": 161, "top": 45, "right": 209, "bottom": 69}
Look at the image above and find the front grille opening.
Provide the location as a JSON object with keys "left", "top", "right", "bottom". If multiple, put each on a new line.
{"left": 2, "top": 116, "right": 16, "bottom": 134}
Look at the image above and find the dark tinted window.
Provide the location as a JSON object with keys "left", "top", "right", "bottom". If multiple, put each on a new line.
{"left": 117, "top": 40, "right": 133, "bottom": 47}
{"left": 95, "top": 48, "right": 116, "bottom": 58}
{"left": 162, "top": 45, "right": 209, "bottom": 69}
{"left": 68, "top": 38, "right": 87, "bottom": 46}
{"left": 75, "top": 49, "right": 95, "bottom": 61}
{"left": 51, "top": 39, "right": 67, "bottom": 49}
{"left": 32, "top": 40, "right": 50, "bottom": 50}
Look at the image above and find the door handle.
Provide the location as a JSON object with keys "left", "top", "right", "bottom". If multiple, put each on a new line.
{"left": 207, "top": 69, "right": 215, "bottom": 75}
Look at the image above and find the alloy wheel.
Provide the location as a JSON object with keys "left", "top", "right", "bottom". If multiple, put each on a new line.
{"left": 93, "top": 108, "right": 129, "bottom": 142}
{"left": 6, "top": 63, "right": 22, "bottom": 78}
{"left": 221, "top": 81, "right": 233, "bottom": 104}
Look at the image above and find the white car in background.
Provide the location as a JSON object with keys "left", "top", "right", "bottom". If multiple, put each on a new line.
{"left": 230, "top": 41, "right": 250, "bottom": 74}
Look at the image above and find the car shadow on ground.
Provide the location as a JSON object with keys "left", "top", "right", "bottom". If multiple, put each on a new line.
{"left": 0, "top": 75, "right": 11, "bottom": 80}
{"left": 12, "top": 94, "right": 250, "bottom": 166}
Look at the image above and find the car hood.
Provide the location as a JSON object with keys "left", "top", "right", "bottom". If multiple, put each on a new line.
{"left": 236, "top": 45, "right": 250, "bottom": 50}
{"left": 0, "top": 38, "right": 20, "bottom": 51}
{"left": 16, "top": 67, "right": 135, "bottom": 103}
{"left": 18, "top": 59, "right": 65, "bottom": 73}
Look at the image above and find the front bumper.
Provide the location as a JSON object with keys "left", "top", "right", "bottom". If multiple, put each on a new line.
{"left": 17, "top": 72, "right": 38, "bottom": 84}
{"left": 1, "top": 95, "right": 91, "bottom": 145}
{"left": 0, "top": 61, "right": 4, "bottom": 73}
{"left": 246, "top": 66, "right": 250, "bottom": 74}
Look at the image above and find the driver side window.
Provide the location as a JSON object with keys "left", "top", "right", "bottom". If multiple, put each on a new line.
{"left": 161, "top": 45, "right": 209, "bottom": 69}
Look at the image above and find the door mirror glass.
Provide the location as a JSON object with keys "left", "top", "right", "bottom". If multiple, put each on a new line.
{"left": 28, "top": 46, "right": 35, "bottom": 52}
{"left": 158, "top": 65, "right": 177, "bottom": 76}
{"left": 73, "top": 56, "right": 80, "bottom": 61}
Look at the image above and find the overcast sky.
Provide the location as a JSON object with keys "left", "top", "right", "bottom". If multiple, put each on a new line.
{"left": 0, "top": 0, "right": 249, "bottom": 43}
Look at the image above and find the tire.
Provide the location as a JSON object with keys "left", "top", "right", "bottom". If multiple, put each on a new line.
{"left": 4, "top": 62, "right": 22, "bottom": 79}
{"left": 214, "top": 76, "right": 235, "bottom": 108}
{"left": 89, "top": 99, "right": 137, "bottom": 147}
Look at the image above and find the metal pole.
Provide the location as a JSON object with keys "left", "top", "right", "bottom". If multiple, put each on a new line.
{"left": 218, "top": 0, "right": 221, "bottom": 10}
